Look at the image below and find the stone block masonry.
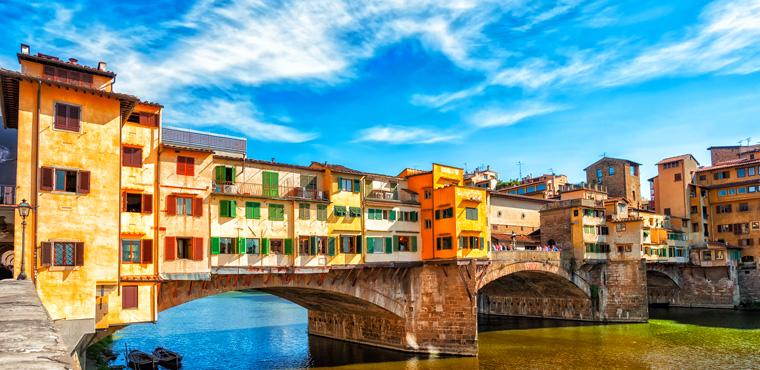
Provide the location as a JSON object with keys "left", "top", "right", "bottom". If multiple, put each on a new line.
{"left": 738, "top": 268, "right": 760, "bottom": 307}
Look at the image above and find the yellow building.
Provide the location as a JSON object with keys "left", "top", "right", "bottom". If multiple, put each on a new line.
{"left": 309, "top": 163, "right": 364, "bottom": 265}
{"left": 2, "top": 45, "right": 161, "bottom": 354}
{"left": 401, "top": 164, "right": 489, "bottom": 260}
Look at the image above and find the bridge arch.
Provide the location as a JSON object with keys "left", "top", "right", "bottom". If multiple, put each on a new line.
{"left": 478, "top": 260, "right": 591, "bottom": 297}
{"left": 158, "top": 269, "right": 407, "bottom": 319}
{"left": 645, "top": 266, "right": 681, "bottom": 306}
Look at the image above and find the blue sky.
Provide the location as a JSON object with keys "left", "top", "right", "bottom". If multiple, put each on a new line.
{"left": 1, "top": 0, "right": 759, "bottom": 196}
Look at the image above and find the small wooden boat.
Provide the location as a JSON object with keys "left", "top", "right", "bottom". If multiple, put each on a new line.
{"left": 127, "top": 349, "right": 156, "bottom": 370}
{"left": 153, "top": 347, "right": 182, "bottom": 369}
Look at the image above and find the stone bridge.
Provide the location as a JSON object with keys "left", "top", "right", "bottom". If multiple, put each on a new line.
{"left": 157, "top": 250, "right": 650, "bottom": 356}
{"left": 645, "top": 263, "right": 739, "bottom": 308}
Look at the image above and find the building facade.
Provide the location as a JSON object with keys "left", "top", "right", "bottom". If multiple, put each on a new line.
{"left": 585, "top": 157, "right": 641, "bottom": 206}
{"left": 501, "top": 174, "right": 568, "bottom": 199}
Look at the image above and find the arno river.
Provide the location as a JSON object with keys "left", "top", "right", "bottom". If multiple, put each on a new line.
{"left": 107, "top": 291, "right": 760, "bottom": 369}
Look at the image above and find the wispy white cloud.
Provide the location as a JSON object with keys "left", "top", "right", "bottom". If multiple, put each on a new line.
{"left": 353, "top": 125, "right": 458, "bottom": 144}
{"left": 469, "top": 102, "right": 567, "bottom": 128}
{"left": 167, "top": 99, "right": 318, "bottom": 143}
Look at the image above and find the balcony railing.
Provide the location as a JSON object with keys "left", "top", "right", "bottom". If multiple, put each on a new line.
{"left": 365, "top": 189, "right": 418, "bottom": 203}
{"left": 0, "top": 185, "right": 14, "bottom": 205}
{"left": 213, "top": 182, "right": 327, "bottom": 201}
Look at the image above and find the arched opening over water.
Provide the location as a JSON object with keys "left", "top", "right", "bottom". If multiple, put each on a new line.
{"left": 646, "top": 270, "right": 680, "bottom": 307}
{"left": 477, "top": 269, "right": 594, "bottom": 322}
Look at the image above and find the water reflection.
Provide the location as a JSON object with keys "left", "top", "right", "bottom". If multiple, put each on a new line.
{"left": 105, "top": 291, "right": 760, "bottom": 370}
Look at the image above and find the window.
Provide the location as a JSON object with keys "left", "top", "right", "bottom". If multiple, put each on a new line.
{"left": 597, "top": 169, "right": 603, "bottom": 179}
{"left": 121, "top": 240, "right": 141, "bottom": 263}
{"left": 527, "top": 185, "right": 535, "bottom": 193}
{"left": 177, "top": 197, "right": 194, "bottom": 216}
{"left": 436, "top": 236, "right": 453, "bottom": 250}
{"left": 219, "top": 200, "right": 236, "bottom": 218}
{"left": 299, "top": 203, "right": 310, "bottom": 220}
{"left": 714, "top": 171, "right": 730, "bottom": 180}
{"left": 739, "top": 187, "right": 747, "bottom": 194}
{"left": 334, "top": 206, "right": 347, "bottom": 217}
{"left": 53, "top": 103, "right": 81, "bottom": 132}
{"left": 737, "top": 168, "right": 746, "bottom": 178}
{"left": 616, "top": 223, "right": 626, "bottom": 232}
{"left": 340, "top": 235, "right": 360, "bottom": 254}
{"left": 716, "top": 204, "right": 732, "bottom": 214}
{"left": 246, "top": 238, "right": 260, "bottom": 254}
{"left": 349, "top": 207, "right": 361, "bottom": 218}
{"left": 573, "top": 210, "right": 579, "bottom": 217}
{"left": 176, "top": 156, "right": 195, "bottom": 176}
{"left": 631, "top": 166, "right": 637, "bottom": 176}
{"left": 123, "top": 193, "right": 152, "bottom": 213}
{"left": 301, "top": 175, "right": 317, "bottom": 190}
{"left": 674, "top": 173, "right": 682, "bottom": 182}
{"left": 441, "top": 207, "right": 454, "bottom": 219}
{"left": 729, "top": 188, "right": 736, "bottom": 195}
{"left": 242, "top": 202, "right": 260, "bottom": 219}
{"left": 750, "top": 167, "right": 757, "bottom": 176}
{"left": 214, "top": 166, "right": 235, "bottom": 184}
{"left": 219, "top": 237, "right": 236, "bottom": 254}
{"left": 718, "top": 190, "right": 727, "bottom": 197}
{"left": 598, "top": 226, "right": 609, "bottom": 235}
{"left": 368, "top": 208, "right": 383, "bottom": 220}
{"left": 664, "top": 208, "right": 671, "bottom": 216}
{"left": 583, "top": 225, "right": 596, "bottom": 234}
{"left": 717, "top": 224, "right": 732, "bottom": 233}
{"left": 750, "top": 186, "right": 757, "bottom": 193}
{"left": 269, "top": 204, "right": 285, "bottom": 221}
{"left": 298, "top": 237, "right": 311, "bottom": 255}
{"left": 465, "top": 207, "right": 478, "bottom": 220}
{"left": 42, "top": 167, "right": 90, "bottom": 194}
{"left": 537, "top": 183, "right": 547, "bottom": 191}
{"left": 338, "top": 177, "right": 360, "bottom": 193}
{"left": 262, "top": 171, "right": 279, "bottom": 197}
{"left": 397, "top": 236, "right": 412, "bottom": 251}
{"left": 424, "top": 219, "right": 432, "bottom": 229}
{"left": 692, "top": 223, "right": 699, "bottom": 232}
{"left": 699, "top": 175, "right": 706, "bottom": 181}
{"left": 608, "top": 166, "right": 615, "bottom": 176}
{"left": 739, "top": 203, "right": 750, "bottom": 212}
{"left": 47, "top": 241, "right": 83, "bottom": 267}
{"left": 424, "top": 189, "right": 432, "bottom": 199}
{"left": 122, "top": 286, "right": 138, "bottom": 310}
{"left": 459, "top": 236, "right": 481, "bottom": 250}
{"left": 122, "top": 147, "right": 142, "bottom": 167}
{"left": 367, "top": 237, "right": 387, "bottom": 254}
{"left": 317, "top": 205, "right": 327, "bottom": 221}
{"left": 177, "top": 238, "right": 192, "bottom": 259}
{"left": 690, "top": 206, "right": 698, "bottom": 214}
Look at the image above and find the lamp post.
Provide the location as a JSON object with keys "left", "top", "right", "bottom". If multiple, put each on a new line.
{"left": 17, "top": 199, "right": 32, "bottom": 280}
{"left": 511, "top": 230, "right": 516, "bottom": 251}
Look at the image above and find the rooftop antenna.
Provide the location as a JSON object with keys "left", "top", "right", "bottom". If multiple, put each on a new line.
{"left": 746, "top": 137, "right": 752, "bottom": 146}
{"left": 516, "top": 161, "right": 523, "bottom": 180}
{"left": 548, "top": 168, "right": 555, "bottom": 175}
{"left": 600, "top": 152, "right": 607, "bottom": 158}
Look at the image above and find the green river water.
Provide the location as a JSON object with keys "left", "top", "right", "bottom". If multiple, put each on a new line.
{"left": 108, "top": 292, "right": 760, "bottom": 369}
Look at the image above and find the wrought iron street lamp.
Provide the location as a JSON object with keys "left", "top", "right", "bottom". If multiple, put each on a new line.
{"left": 17, "top": 199, "right": 32, "bottom": 280}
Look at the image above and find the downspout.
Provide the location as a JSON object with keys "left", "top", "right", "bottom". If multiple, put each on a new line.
{"left": 32, "top": 80, "right": 41, "bottom": 285}
{"left": 359, "top": 175, "right": 366, "bottom": 263}
{"left": 152, "top": 112, "right": 162, "bottom": 323}
{"left": 117, "top": 103, "right": 123, "bottom": 297}
{"left": 431, "top": 184, "right": 436, "bottom": 260}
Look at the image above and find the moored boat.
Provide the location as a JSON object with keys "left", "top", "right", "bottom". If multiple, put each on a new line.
{"left": 127, "top": 349, "right": 156, "bottom": 370}
{"left": 153, "top": 347, "right": 182, "bottom": 369}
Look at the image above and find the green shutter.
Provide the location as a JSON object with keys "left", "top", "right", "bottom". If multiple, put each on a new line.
{"left": 337, "top": 177, "right": 344, "bottom": 191}
{"left": 245, "top": 202, "right": 261, "bottom": 219}
{"left": 310, "top": 236, "right": 317, "bottom": 255}
{"left": 411, "top": 212, "right": 418, "bottom": 222}
{"left": 411, "top": 236, "right": 417, "bottom": 252}
{"left": 284, "top": 239, "right": 293, "bottom": 255}
{"left": 211, "top": 237, "right": 220, "bottom": 255}
{"left": 219, "top": 200, "right": 227, "bottom": 217}
{"left": 230, "top": 167, "right": 236, "bottom": 182}
{"left": 368, "top": 209, "right": 374, "bottom": 220}
{"left": 480, "top": 237, "right": 485, "bottom": 250}
{"left": 263, "top": 171, "right": 279, "bottom": 197}
{"left": 389, "top": 210, "right": 396, "bottom": 221}
{"left": 385, "top": 237, "right": 392, "bottom": 254}
{"left": 230, "top": 200, "right": 236, "bottom": 217}
{"left": 393, "top": 236, "right": 399, "bottom": 251}
{"left": 262, "top": 238, "right": 270, "bottom": 255}
{"left": 238, "top": 237, "right": 245, "bottom": 254}
{"left": 459, "top": 236, "right": 465, "bottom": 249}
{"left": 366, "top": 238, "right": 374, "bottom": 254}
{"left": 215, "top": 166, "right": 225, "bottom": 182}
{"left": 356, "top": 237, "right": 362, "bottom": 254}
{"left": 353, "top": 179, "right": 360, "bottom": 193}
{"left": 328, "top": 237, "right": 336, "bottom": 256}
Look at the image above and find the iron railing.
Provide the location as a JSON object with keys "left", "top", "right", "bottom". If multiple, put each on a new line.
{"left": 213, "top": 182, "right": 327, "bottom": 201}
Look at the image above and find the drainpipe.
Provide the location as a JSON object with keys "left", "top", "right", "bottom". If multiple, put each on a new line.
{"left": 359, "top": 175, "right": 366, "bottom": 263}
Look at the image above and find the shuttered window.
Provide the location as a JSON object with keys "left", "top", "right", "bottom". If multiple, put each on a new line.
{"left": 245, "top": 202, "right": 260, "bottom": 219}
{"left": 122, "top": 286, "right": 138, "bottom": 309}
{"left": 317, "top": 205, "right": 327, "bottom": 221}
{"left": 121, "top": 240, "right": 141, "bottom": 263}
{"left": 41, "top": 168, "right": 89, "bottom": 194}
{"left": 43, "top": 65, "right": 94, "bottom": 87}
{"left": 269, "top": 204, "right": 284, "bottom": 221}
{"left": 49, "top": 241, "right": 84, "bottom": 266}
{"left": 53, "top": 103, "right": 81, "bottom": 132}
{"left": 219, "top": 200, "right": 236, "bottom": 218}
{"left": 299, "top": 203, "right": 310, "bottom": 220}
{"left": 122, "top": 147, "right": 143, "bottom": 167}
{"left": 176, "top": 156, "right": 195, "bottom": 176}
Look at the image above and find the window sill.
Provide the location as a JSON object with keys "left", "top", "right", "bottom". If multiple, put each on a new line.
{"left": 48, "top": 266, "right": 80, "bottom": 271}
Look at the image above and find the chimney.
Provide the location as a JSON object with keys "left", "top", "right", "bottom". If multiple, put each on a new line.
{"left": 68, "top": 58, "right": 78, "bottom": 64}
{"left": 97, "top": 61, "right": 107, "bottom": 71}
{"left": 20, "top": 44, "right": 30, "bottom": 55}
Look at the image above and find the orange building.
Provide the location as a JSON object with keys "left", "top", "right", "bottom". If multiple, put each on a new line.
{"left": 401, "top": 164, "right": 489, "bottom": 260}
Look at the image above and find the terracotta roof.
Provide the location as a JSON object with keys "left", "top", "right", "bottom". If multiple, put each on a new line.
{"left": 310, "top": 161, "right": 399, "bottom": 179}
{"left": 18, "top": 52, "right": 116, "bottom": 77}
{"left": 656, "top": 154, "right": 699, "bottom": 166}
{"left": 696, "top": 157, "right": 760, "bottom": 172}
{"left": 583, "top": 156, "right": 642, "bottom": 171}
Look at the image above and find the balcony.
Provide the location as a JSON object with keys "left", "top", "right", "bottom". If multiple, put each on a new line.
{"left": 365, "top": 189, "right": 418, "bottom": 204}
{"left": 0, "top": 185, "right": 15, "bottom": 205}
{"left": 213, "top": 182, "right": 327, "bottom": 201}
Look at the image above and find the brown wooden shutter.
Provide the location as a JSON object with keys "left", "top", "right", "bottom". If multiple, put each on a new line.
{"left": 75, "top": 242, "right": 84, "bottom": 266}
{"left": 164, "top": 237, "right": 176, "bottom": 261}
{"left": 186, "top": 157, "right": 195, "bottom": 176}
{"left": 166, "top": 195, "right": 176, "bottom": 215}
{"left": 141, "top": 239, "right": 153, "bottom": 263}
{"left": 193, "top": 237, "right": 204, "bottom": 261}
{"left": 135, "top": 148, "right": 142, "bottom": 167}
{"left": 122, "top": 286, "right": 138, "bottom": 309}
{"left": 121, "top": 192, "right": 127, "bottom": 212}
{"left": 77, "top": 171, "right": 90, "bottom": 194}
{"left": 54, "top": 104, "right": 66, "bottom": 130}
{"left": 40, "top": 167, "right": 54, "bottom": 191}
{"left": 176, "top": 157, "right": 184, "bottom": 175}
{"left": 41, "top": 242, "right": 52, "bottom": 266}
{"left": 142, "top": 193, "right": 153, "bottom": 214}
{"left": 192, "top": 197, "right": 203, "bottom": 217}
{"left": 68, "top": 105, "right": 81, "bottom": 132}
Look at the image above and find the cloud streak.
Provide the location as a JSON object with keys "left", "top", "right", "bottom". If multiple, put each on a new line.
{"left": 353, "top": 125, "right": 458, "bottom": 144}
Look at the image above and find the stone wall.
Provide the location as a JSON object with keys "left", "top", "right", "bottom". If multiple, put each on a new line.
{"left": 590, "top": 260, "right": 648, "bottom": 322}
{"left": 479, "top": 296, "right": 593, "bottom": 320}
{"left": 738, "top": 268, "right": 760, "bottom": 307}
